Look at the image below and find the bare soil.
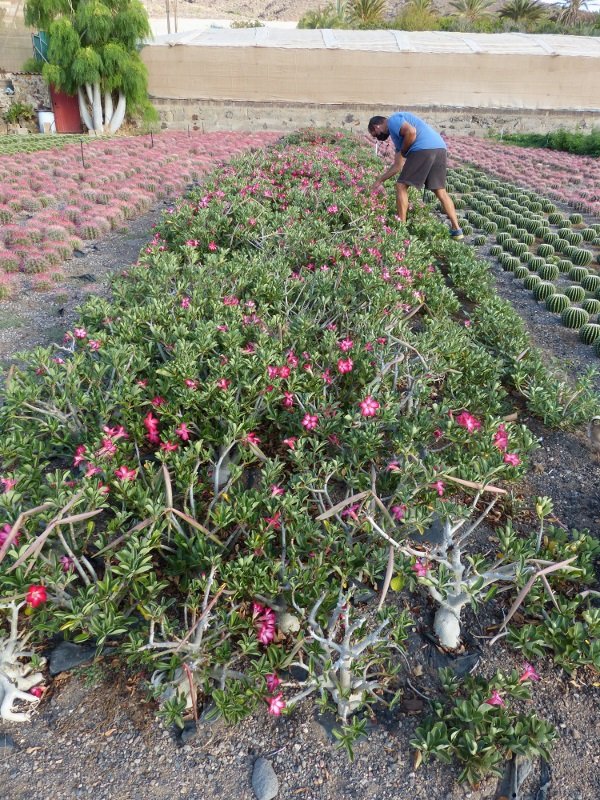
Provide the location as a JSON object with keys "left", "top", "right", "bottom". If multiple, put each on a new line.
{"left": 0, "top": 173, "right": 599, "bottom": 800}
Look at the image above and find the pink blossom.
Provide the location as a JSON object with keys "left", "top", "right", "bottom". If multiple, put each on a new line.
{"left": 216, "top": 324, "right": 229, "bottom": 332}
{"left": 258, "top": 623, "right": 275, "bottom": 645}
{"left": 391, "top": 504, "right": 407, "bottom": 521}
{"left": 96, "top": 438, "right": 117, "bottom": 459}
{"left": 29, "top": 686, "right": 44, "bottom": 699}
{"left": 103, "top": 425, "right": 129, "bottom": 441}
{"left": 208, "top": 241, "right": 218, "bottom": 251}
{"left": 266, "top": 673, "right": 281, "bottom": 693}
{"left": 184, "top": 379, "right": 198, "bottom": 390}
{"left": 412, "top": 559, "right": 429, "bottom": 578}
{"left": 267, "top": 365, "right": 280, "bottom": 379}
{"left": 359, "top": 396, "right": 380, "bottom": 418}
{"left": 175, "top": 422, "right": 190, "bottom": 441}
{"left": 0, "top": 523, "right": 19, "bottom": 548}
{"left": 327, "top": 204, "right": 338, "bottom": 213}
{"left": 180, "top": 297, "right": 191, "bottom": 309}
{"left": 321, "top": 368, "right": 333, "bottom": 385}
{"left": 283, "top": 437, "right": 297, "bottom": 450}
{"left": 185, "top": 240, "right": 198, "bottom": 247}
{"left": 73, "top": 445, "right": 87, "bottom": 467}
{"left": 302, "top": 413, "right": 319, "bottom": 431}
{"left": 26, "top": 585, "right": 47, "bottom": 608}
{"left": 485, "top": 690, "right": 506, "bottom": 707}
{"left": 337, "top": 357, "right": 353, "bottom": 374}
{"left": 432, "top": 480, "right": 445, "bottom": 497}
{"left": 270, "top": 485, "right": 285, "bottom": 497}
{"left": 252, "top": 602, "right": 265, "bottom": 618}
{"left": 266, "top": 693, "right": 286, "bottom": 716}
{"left": 137, "top": 379, "right": 148, "bottom": 388}
{"left": 493, "top": 424, "right": 509, "bottom": 452}
{"left": 265, "top": 511, "right": 281, "bottom": 530}
{"left": 282, "top": 391, "right": 295, "bottom": 409}
{"left": 114, "top": 465, "right": 137, "bottom": 481}
{"left": 433, "top": 429, "right": 443, "bottom": 440}
{"left": 160, "top": 440, "right": 178, "bottom": 452}
{"left": 84, "top": 465, "right": 101, "bottom": 478}
{"left": 286, "top": 351, "right": 299, "bottom": 367}
{"left": 0, "top": 477, "right": 16, "bottom": 492}
{"left": 341, "top": 503, "right": 360, "bottom": 521}
{"left": 339, "top": 338, "right": 354, "bottom": 352}
{"left": 88, "top": 340, "right": 101, "bottom": 351}
{"left": 223, "top": 295, "right": 239, "bottom": 306}
{"left": 216, "top": 378, "right": 231, "bottom": 391}
{"left": 519, "top": 663, "right": 540, "bottom": 683}
{"left": 151, "top": 396, "right": 166, "bottom": 407}
{"left": 243, "top": 432, "right": 261, "bottom": 446}
{"left": 455, "top": 411, "right": 481, "bottom": 434}
{"left": 504, "top": 453, "right": 521, "bottom": 467}
{"left": 73, "top": 327, "right": 87, "bottom": 339}
{"left": 60, "top": 555, "right": 75, "bottom": 572}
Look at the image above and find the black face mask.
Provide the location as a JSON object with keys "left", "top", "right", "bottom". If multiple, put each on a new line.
{"left": 373, "top": 131, "right": 389, "bottom": 141}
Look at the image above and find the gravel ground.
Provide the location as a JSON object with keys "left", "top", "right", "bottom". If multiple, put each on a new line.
{"left": 0, "top": 191, "right": 599, "bottom": 800}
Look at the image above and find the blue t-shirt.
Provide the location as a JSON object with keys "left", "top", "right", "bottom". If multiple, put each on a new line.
{"left": 387, "top": 112, "right": 446, "bottom": 155}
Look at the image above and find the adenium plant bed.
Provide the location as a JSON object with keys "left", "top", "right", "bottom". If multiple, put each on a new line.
{"left": 0, "top": 130, "right": 599, "bottom": 798}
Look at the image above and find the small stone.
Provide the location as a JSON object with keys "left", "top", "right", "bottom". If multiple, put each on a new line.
{"left": 0, "top": 734, "right": 17, "bottom": 753}
{"left": 251, "top": 757, "right": 279, "bottom": 800}
{"left": 277, "top": 611, "right": 300, "bottom": 634}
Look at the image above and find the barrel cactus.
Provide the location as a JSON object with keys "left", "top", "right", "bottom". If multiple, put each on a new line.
{"left": 548, "top": 212, "right": 565, "bottom": 225}
{"left": 537, "top": 243, "right": 555, "bottom": 258}
{"left": 546, "top": 294, "right": 570, "bottom": 313}
{"left": 514, "top": 266, "right": 530, "bottom": 279}
{"left": 582, "top": 299, "right": 600, "bottom": 315}
{"left": 538, "top": 263, "right": 559, "bottom": 281}
{"left": 565, "top": 285, "right": 586, "bottom": 303}
{"left": 489, "top": 244, "right": 503, "bottom": 257}
{"left": 523, "top": 274, "right": 542, "bottom": 290}
{"left": 569, "top": 213, "right": 583, "bottom": 225}
{"left": 581, "top": 228, "right": 596, "bottom": 242}
{"left": 582, "top": 275, "right": 600, "bottom": 293}
{"left": 579, "top": 323, "right": 600, "bottom": 345}
{"left": 533, "top": 281, "right": 557, "bottom": 301}
{"left": 568, "top": 266, "right": 589, "bottom": 283}
{"left": 561, "top": 307, "right": 589, "bottom": 329}
{"left": 571, "top": 248, "right": 594, "bottom": 267}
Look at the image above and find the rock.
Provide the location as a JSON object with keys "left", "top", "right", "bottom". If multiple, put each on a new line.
{"left": 48, "top": 642, "right": 97, "bottom": 675}
{"left": 277, "top": 611, "right": 300, "bottom": 634}
{"left": 178, "top": 720, "right": 198, "bottom": 745}
{"left": 0, "top": 733, "right": 16, "bottom": 753}
{"left": 286, "top": 664, "right": 309, "bottom": 683}
{"left": 251, "top": 757, "right": 279, "bottom": 800}
{"left": 73, "top": 273, "right": 96, "bottom": 282}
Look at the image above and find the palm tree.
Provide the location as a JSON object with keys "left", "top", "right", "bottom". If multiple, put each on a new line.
{"left": 500, "top": 0, "right": 547, "bottom": 24}
{"left": 557, "top": 0, "right": 589, "bottom": 26}
{"left": 345, "top": 0, "right": 388, "bottom": 27}
{"left": 449, "top": 0, "right": 495, "bottom": 25}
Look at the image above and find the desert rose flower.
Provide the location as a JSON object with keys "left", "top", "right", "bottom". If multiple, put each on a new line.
{"left": 519, "top": 663, "right": 540, "bottom": 683}
{"left": 485, "top": 690, "right": 505, "bottom": 707}
{"left": 266, "top": 693, "right": 286, "bottom": 716}
{"left": 26, "top": 585, "right": 47, "bottom": 608}
{"left": 391, "top": 504, "right": 407, "bottom": 521}
{"left": 337, "top": 357, "right": 353, "bottom": 374}
{"left": 60, "top": 555, "right": 75, "bottom": 572}
{"left": 114, "top": 465, "right": 137, "bottom": 481}
{"left": 359, "top": 396, "right": 380, "bottom": 417}
{"left": 504, "top": 453, "right": 521, "bottom": 466}
{"left": 432, "top": 480, "right": 445, "bottom": 497}
{"left": 412, "top": 559, "right": 429, "bottom": 578}
{"left": 302, "top": 413, "right": 319, "bottom": 430}
{"left": 0, "top": 523, "right": 19, "bottom": 547}
{"left": 266, "top": 673, "right": 281, "bottom": 693}
{"left": 455, "top": 411, "right": 481, "bottom": 434}
{"left": 73, "top": 327, "right": 87, "bottom": 339}
{"left": 175, "top": 422, "right": 190, "bottom": 441}
{"left": 493, "top": 424, "right": 509, "bottom": 451}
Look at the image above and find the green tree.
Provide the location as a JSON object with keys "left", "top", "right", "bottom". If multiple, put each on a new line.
{"left": 500, "top": 0, "right": 547, "bottom": 25}
{"left": 345, "top": 0, "right": 387, "bottom": 27}
{"left": 449, "top": 0, "right": 495, "bottom": 25}
{"left": 23, "top": 0, "right": 154, "bottom": 134}
{"left": 556, "top": 0, "right": 589, "bottom": 26}
{"left": 393, "top": 0, "right": 441, "bottom": 30}
{"left": 297, "top": 3, "right": 347, "bottom": 28}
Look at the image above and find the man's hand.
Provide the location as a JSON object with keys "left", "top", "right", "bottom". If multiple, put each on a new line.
{"left": 370, "top": 180, "right": 383, "bottom": 193}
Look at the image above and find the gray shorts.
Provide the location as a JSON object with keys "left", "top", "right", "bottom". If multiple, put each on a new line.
{"left": 398, "top": 148, "right": 447, "bottom": 190}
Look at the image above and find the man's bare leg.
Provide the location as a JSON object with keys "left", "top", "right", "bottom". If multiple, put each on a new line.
{"left": 433, "top": 188, "right": 461, "bottom": 230}
{"left": 395, "top": 182, "right": 409, "bottom": 222}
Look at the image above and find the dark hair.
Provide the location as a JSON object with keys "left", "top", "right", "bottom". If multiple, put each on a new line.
{"left": 368, "top": 115, "right": 387, "bottom": 132}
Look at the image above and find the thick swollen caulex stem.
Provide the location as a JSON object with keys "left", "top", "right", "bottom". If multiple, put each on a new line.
{"left": 0, "top": 602, "right": 45, "bottom": 722}
{"left": 109, "top": 92, "right": 127, "bottom": 134}
{"left": 433, "top": 604, "right": 465, "bottom": 650}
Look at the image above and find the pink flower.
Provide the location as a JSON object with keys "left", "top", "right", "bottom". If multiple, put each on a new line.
{"left": 359, "top": 396, "right": 380, "bottom": 418}
{"left": 175, "top": 422, "right": 190, "bottom": 441}
{"left": 342, "top": 503, "right": 360, "bottom": 521}
{"left": 455, "top": 411, "right": 481, "bottom": 434}
{"left": 223, "top": 295, "right": 239, "bottom": 306}
{"left": 252, "top": 602, "right": 265, "bottom": 618}
{"left": 184, "top": 379, "right": 198, "bottom": 390}
{"left": 266, "top": 693, "right": 286, "bottom": 716}
{"left": 391, "top": 504, "right": 407, "bottom": 521}
{"left": 283, "top": 437, "right": 297, "bottom": 450}
{"left": 243, "top": 432, "right": 261, "bottom": 446}
{"left": 337, "top": 357, "right": 353, "bottom": 374}
{"left": 95, "top": 437, "right": 117, "bottom": 459}
{"left": 302, "top": 413, "right": 319, "bottom": 431}
{"left": 321, "top": 368, "right": 333, "bottom": 385}
{"left": 144, "top": 412, "right": 160, "bottom": 443}
{"left": 88, "top": 340, "right": 101, "bottom": 351}
{"left": 0, "top": 477, "right": 16, "bottom": 492}
{"left": 270, "top": 485, "right": 285, "bottom": 497}
{"left": 208, "top": 241, "right": 218, "bottom": 251}
{"left": 412, "top": 559, "right": 429, "bottom": 578}
{"left": 185, "top": 239, "right": 198, "bottom": 247}
{"left": 279, "top": 365, "right": 291, "bottom": 379}
{"left": 339, "top": 338, "right": 354, "bottom": 352}
{"left": 266, "top": 673, "right": 281, "bottom": 693}
{"left": 60, "top": 555, "right": 75, "bottom": 572}
{"left": 29, "top": 686, "right": 44, "bottom": 699}
{"left": 114, "top": 465, "right": 137, "bottom": 481}
{"left": 73, "top": 327, "right": 87, "bottom": 339}
{"left": 151, "top": 396, "right": 166, "bottom": 407}
{"left": 282, "top": 391, "right": 295, "bottom": 409}
{"left": 216, "top": 324, "right": 229, "bottom": 332}
{"left": 433, "top": 429, "right": 443, "bottom": 440}
{"left": 265, "top": 511, "right": 281, "bottom": 530}
{"left": 84, "top": 465, "right": 101, "bottom": 478}
{"left": 73, "top": 445, "right": 87, "bottom": 467}
{"left": 216, "top": 378, "right": 231, "bottom": 391}
{"left": 485, "top": 690, "right": 506, "bottom": 707}
{"left": 504, "top": 453, "right": 521, "bottom": 467}
{"left": 519, "top": 663, "right": 540, "bottom": 683}
{"left": 0, "top": 523, "right": 19, "bottom": 548}
{"left": 137, "top": 379, "right": 148, "bottom": 388}
{"left": 432, "top": 480, "right": 445, "bottom": 497}
{"left": 327, "top": 204, "right": 338, "bottom": 214}
{"left": 258, "top": 624, "right": 275, "bottom": 645}
{"left": 103, "top": 425, "right": 128, "bottom": 441}
{"left": 160, "top": 440, "right": 178, "bottom": 452}
{"left": 26, "top": 585, "right": 47, "bottom": 608}
{"left": 493, "top": 424, "right": 509, "bottom": 452}
{"left": 180, "top": 297, "right": 191, "bottom": 309}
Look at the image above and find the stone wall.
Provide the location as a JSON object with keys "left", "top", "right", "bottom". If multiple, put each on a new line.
{"left": 0, "top": 72, "right": 50, "bottom": 131}
{"left": 151, "top": 98, "right": 600, "bottom": 137}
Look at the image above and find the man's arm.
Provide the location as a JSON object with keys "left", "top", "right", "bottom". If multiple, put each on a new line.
{"left": 398, "top": 121, "right": 417, "bottom": 157}
{"left": 371, "top": 150, "right": 404, "bottom": 192}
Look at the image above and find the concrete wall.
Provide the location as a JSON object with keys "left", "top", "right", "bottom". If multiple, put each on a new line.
{"left": 0, "top": 72, "right": 50, "bottom": 130}
{"left": 150, "top": 98, "right": 600, "bottom": 137}
{"left": 0, "top": 0, "right": 33, "bottom": 71}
